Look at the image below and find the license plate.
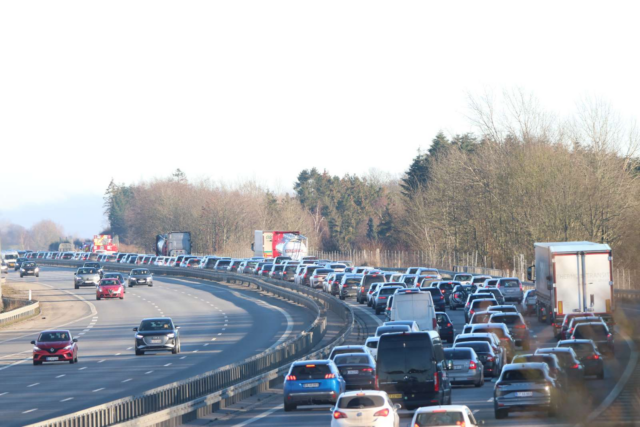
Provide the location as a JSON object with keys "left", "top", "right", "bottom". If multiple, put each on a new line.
{"left": 454, "top": 366, "right": 463, "bottom": 370}
{"left": 347, "top": 370, "right": 359, "bottom": 375}
{"left": 352, "top": 286, "right": 358, "bottom": 288}
{"left": 139, "top": 279, "right": 146, "bottom": 283}
{"left": 151, "top": 339, "right": 162, "bottom": 343}
{"left": 388, "top": 394, "right": 402, "bottom": 399}
{"left": 303, "top": 383, "right": 319, "bottom": 388}
{"left": 46, "top": 357, "right": 58, "bottom": 361}
{"left": 516, "top": 392, "right": 533, "bottom": 397}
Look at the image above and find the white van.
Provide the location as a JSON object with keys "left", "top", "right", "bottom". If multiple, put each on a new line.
{"left": 391, "top": 291, "right": 438, "bottom": 332}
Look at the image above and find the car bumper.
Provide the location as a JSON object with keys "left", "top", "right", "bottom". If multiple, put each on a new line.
{"left": 448, "top": 370, "right": 483, "bottom": 384}
{"left": 385, "top": 391, "right": 444, "bottom": 409}
{"left": 344, "top": 378, "right": 375, "bottom": 389}
{"left": 76, "top": 281, "right": 98, "bottom": 286}
{"left": 34, "top": 350, "right": 73, "bottom": 362}
{"left": 495, "top": 396, "right": 552, "bottom": 410}
{"left": 503, "top": 294, "right": 523, "bottom": 302}
{"left": 583, "top": 360, "right": 604, "bottom": 376}
{"left": 97, "top": 291, "right": 123, "bottom": 298}
{"left": 284, "top": 390, "right": 339, "bottom": 405}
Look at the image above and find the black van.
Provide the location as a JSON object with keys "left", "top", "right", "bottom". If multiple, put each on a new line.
{"left": 376, "top": 331, "right": 452, "bottom": 409}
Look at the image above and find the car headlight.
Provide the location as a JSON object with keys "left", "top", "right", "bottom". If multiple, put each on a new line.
{"left": 136, "top": 334, "right": 144, "bottom": 339}
{"left": 63, "top": 344, "right": 73, "bottom": 350}
{"left": 20, "top": 268, "right": 25, "bottom": 272}
{"left": 167, "top": 333, "right": 175, "bottom": 338}
{"left": 33, "top": 346, "right": 41, "bottom": 351}
{"left": 98, "top": 287, "right": 103, "bottom": 292}
{"left": 35, "top": 268, "right": 39, "bottom": 272}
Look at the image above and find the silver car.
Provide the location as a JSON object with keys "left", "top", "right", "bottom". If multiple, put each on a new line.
{"left": 128, "top": 268, "right": 154, "bottom": 287}
{"left": 74, "top": 267, "right": 100, "bottom": 289}
{"left": 496, "top": 277, "right": 524, "bottom": 303}
{"left": 444, "top": 347, "right": 484, "bottom": 387}
{"left": 494, "top": 362, "right": 559, "bottom": 419}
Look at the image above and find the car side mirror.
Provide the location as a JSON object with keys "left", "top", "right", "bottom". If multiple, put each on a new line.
{"left": 393, "top": 403, "right": 401, "bottom": 411}
{"left": 30, "top": 340, "right": 35, "bottom": 345}
{"left": 73, "top": 338, "right": 78, "bottom": 342}
{"left": 446, "top": 360, "right": 454, "bottom": 370}
{"left": 133, "top": 327, "right": 138, "bottom": 332}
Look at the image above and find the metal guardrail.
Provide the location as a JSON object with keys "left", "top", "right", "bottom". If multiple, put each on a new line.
{"left": 0, "top": 298, "right": 40, "bottom": 328}
{"left": 28, "top": 260, "right": 354, "bottom": 427}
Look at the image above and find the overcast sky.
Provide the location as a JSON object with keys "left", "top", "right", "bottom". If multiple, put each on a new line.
{"left": 1, "top": 1, "right": 639, "bottom": 236}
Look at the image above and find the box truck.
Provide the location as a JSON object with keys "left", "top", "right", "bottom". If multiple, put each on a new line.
{"left": 527, "top": 242, "right": 613, "bottom": 337}
{"left": 156, "top": 232, "right": 192, "bottom": 257}
{"left": 252, "top": 231, "right": 308, "bottom": 260}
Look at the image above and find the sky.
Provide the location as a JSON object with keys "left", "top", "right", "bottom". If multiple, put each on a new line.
{"left": 1, "top": 1, "right": 640, "bottom": 237}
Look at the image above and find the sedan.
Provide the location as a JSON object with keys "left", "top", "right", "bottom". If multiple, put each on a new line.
{"left": 20, "top": 262, "right": 40, "bottom": 278}
{"left": 31, "top": 330, "right": 78, "bottom": 365}
{"left": 96, "top": 279, "right": 125, "bottom": 300}
{"left": 454, "top": 341, "right": 499, "bottom": 377}
{"left": 74, "top": 267, "right": 100, "bottom": 289}
{"left": 444, "top": 347, "right": 484, "bottom": 387}
{"left": 557, "top": 339, "right": 605, "bottom": 379}
{"left": 0, "top": 262, "right": 7, "bottom": 274}
{"left": 334, "top": 353, "right": 376, "bottom": 390}
{"left": 494, "top": 363, "right": 559, "bottom": 419}
{"left": 535, "top": 347, "right": 585, "bottom": 386}
{"left": 284, "top": 360, "right": 345, "bottom": 411}
{"left": 134, "top": 317, "right": 180, "bottom": 355}
{"left": 436, "top": 312, "right": 455, "bottom": 343}
{"left": 129, "top": 269, "right": 153, "bottom": 287}
{"left": 332, "top": 390, "right": 400, "bottom": 427}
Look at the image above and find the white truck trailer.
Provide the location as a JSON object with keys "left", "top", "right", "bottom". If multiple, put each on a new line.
{"left": 527, "top": 242, "right": 613, "bottom": 336}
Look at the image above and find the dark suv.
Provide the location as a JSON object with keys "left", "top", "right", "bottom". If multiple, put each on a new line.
{"left": 134, "top": 317, "right": 180, "bottom": 355}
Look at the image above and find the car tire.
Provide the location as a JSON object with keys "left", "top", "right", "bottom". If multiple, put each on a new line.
{"left": 339, "top": 295, "right": 345, "bottom": 300}
{"left": 495, "top": 409, "right": 508, "bottom": 419}
{"left": 375, "top": 307, "right": 381, "bottom": 315}
{"left": 148, "top": 284, "right": 153, "bottom": 287}
{"left": 96, "top": 296, "right": 100, "bottom": 300}
{"left": 120, "top": 296, "right": 124, "bottom": 300}
{"left": 475, "top": 380, "right": 483, "bottom": 387}
{"left": 36, "top": 274, "right": 39, "bottom": 277}
{"left": 74, "top": 284, "right": 79, "bottom": 289}
{"left": 135, "top": 349, "right": 144, "bottom": 356}
{"left": 33, "top": 360, "right": 42, "bottom": 366}
{"left": 358, "top": 298, "right": 364, "bottom": 305}
{"left": 284, "top": 403, "right": 296, "bottom": 412}
{"left": 20, "top": 274, "right": 23, "bottom": 278}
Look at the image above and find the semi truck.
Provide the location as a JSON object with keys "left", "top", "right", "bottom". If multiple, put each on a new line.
{"left": 252, "top": 231, "right": 308, "bottom": 260}
{"left": 156, "top": 232, "right": 192, "bottom": 257}
{"left": 527, "top": 241, "right": 613, "bottom": 336}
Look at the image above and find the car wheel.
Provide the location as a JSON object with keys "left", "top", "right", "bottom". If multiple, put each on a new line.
{"left": 358, "top": 298, "right": 364, "bottom": 305}
{"left": 20, "top": 274, "right": 23, "bottom": 278}
{"left": 69, "top": 357, "right": 75, "bottom": 364}
{"left": 495, "top": 409, "right": 508, "bottom": 419}
{"left": 135, "top": 349, "right": 144, "bottom": 356}
{"left": 148, "top": 284, "right": 153, "bottom": 287}
{"left": 339, "top": 295, "right": 345, "bottom": 300}
{"left": 36, "top": 274, "right": 39, "bottom": 278}
{"left": 284, "top": 402, "right": 296, "bottom": 412}
{"left": 548, "top": 401, "right": 558, "bottom": 417}
{"left": 475, "top": 380, "right": 483, "bottom": 387}
{"left": 74, "top": 284, "right": 79, "bottom": 289}
{"left": 375, "top": 307, "right": 381, "bottom": 315}
{"left": 33, "top": 360, "right": 42, "bottom": 366}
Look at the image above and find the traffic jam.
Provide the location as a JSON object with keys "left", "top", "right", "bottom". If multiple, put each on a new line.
{"left": 15, "top": 240, "right": 617, "bottom": 426}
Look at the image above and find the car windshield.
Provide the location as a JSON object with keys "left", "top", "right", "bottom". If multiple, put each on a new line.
{"left": 376, "top": 326, "right": 410, "bottom": 336}
{"left": 444, "top": 349, "right": 473, "bottom": 360}
{"left": 338, "top": 395, "right": 384, "bottom": 409}
{"left": 471, "top": 312, "right": 493, "bottom": 323}
{"left": 501, "top": 279, "right": 520, "bottom": 288}
{"left": 456, "top": 275, "right": 473, "bottom": 281}
{"left": 24, "top": 262, "right": 36, "bottom": 268}
{"left": 139, "top": 319, "right": 173, "bottom": 331}
{"left": 78, "top": 268, "right": 97, "bottom": 274}
{"left": 85, "top": 263, "right": 99, "bottom": 267}
{"left": 104, "top": 274, "right": 122, "bottom": 279}
{"left": 290, "top": 364, "right": 332, "bottom": 380}
{"left": 344, "top": 278, "right": 360, "bottom": 285}
{"left": 216, "top": 260, "right": 231, "bottom": 267}
{"left": 334, "top": 355, "right": 370, "bottom": 365}
{"left": 134, "top": 270, "right": 150, "bottom": 275}
{"left": 502, "top": 369, "right": 545, "bottom": 381}
{"left": 38, "top": 331, "right": 70, "bottom": 342}
{"left": 100, "top": 280, "right": 120, "bottom": 286}
{"left": 366, "top": 340, "right": 378, "bottom": 349}
{"left": 4, "top": 254, "right": 18, "bottom": 260}
{"left": 415, "top": 412, "right": 464, "bottom": 426}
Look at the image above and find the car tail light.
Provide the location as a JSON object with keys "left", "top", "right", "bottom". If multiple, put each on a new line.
{"left": 313, "top": 275, "right": 318, "bottom": 278}
{"left": 433, "top": 372, "right": 439, "bottom": 391}
{"left": 515, "top": 324, "right": 526, "bottom": 329}
{"left": 441, "top": 289, "right": 446, "bottom": 293}
{"left": 571, "top": 363, "right": 580, "bottom": 369}
{"left": 333, "top": 410, "right": 348, "bottom": 419}
{"left": 285, "top": 375, "right": 297, "bottom": 381}
{"left": 325, "top": 373, "right": 336, "bottom": 379}
{"left": 607, "top": 333, "right": 613, "bottom": 340}
{"left": 568, "top": 328, "right": 574, "bottom": 334}
{"left": 343, "top": 284, "right": 348, "bottom": 287}
{"left": 361, "top": 368, "right": 373, "bottom": 372}
{"left": 375, "top": 374, "right": 379, "bottom": 389}
{"left": 304, "top": 274, "right": 307, "bottom": 278}
{"left": 447, "top": 323, "right": 451, "bottom": 327}
{"left": 465, "top": 302, "right": 469, "bottom": 308}
{"left": 588, "top": 354, "right": 600, "bottom": 360}
{"left": 455, "top": 293, "right": 461, "bottom": 298}
{"left": 373, "top": 408, "right": 390, "bottom": 417}
{"left": 387, "top": 307, "right": 391, "bottom": 311}
{"left": 469, "top": 361, "right": 477, "bottom": 370}
{"left": 486, "top": 356, "right": 495, "bottom": 361}
{"left": 379, "top": 296, "right": 387, "bottom": 300}
{"left": 469, "top": 310, "right": 475, "bottom": 315}
{"left": 440, "top": 296, "right": 444, "bottom": 300}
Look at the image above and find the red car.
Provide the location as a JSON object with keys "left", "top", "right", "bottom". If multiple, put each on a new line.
{"left": 96, "top": 278, "right": 125, "bottom": 300}
{"left": 31, "top": 330, "right": 78, "bottom": 365}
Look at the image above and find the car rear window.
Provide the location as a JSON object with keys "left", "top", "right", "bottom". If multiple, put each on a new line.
{"left": 471, "top": 300, "right": 497, "bottom": 310}
{"left": 471, "top": 312, "right": 493, "bottom": 323}
{"left": 334, "top": 355, "right": 370, "bottom": 365}
{"left": 290, "top": 364, "right": 332, "bottom": 380}
{"left": 444, "top": 349, "right": 473, "bottom": 360}
{"left": 438, "top": 282, "right": 455, "bottom": 291}
{"left": 378, "top": 334, "right": 434, "bottom": 380}
{"left": 363, "top": 274, "right": 385, "bottom": 287}
{"left": 455, "top": 342, "right": 491, "bottom": 354}
{"left": 338, "top": 395, "right": 384, "bottom": 409}
{"left": 491, "top": 314, "right": 524, "bottom": 325}
{"left": 474, "top": 327, "right": 506, "bottom": 338}
{"left": 456, "top": 275, "right": 473, "bottom": 281}
{"left": 500, "top": 279, "right": 521, "bottom": 288}
{"left": 502, "top": 369, "right": 545, "bottom": 381}
{"left": 316, "top": 269, "right": 333, "bottom": 274}
{"left": 558, "top": 342, "right": 597, "bottom": 357}
{"left": 415, "top": 411, "right": 464, "bottom": 426}
{"left": 538, "top": 350, "right": 573, "bottom": 367}
{"left": 574, "top": 324, "right": 609, "bottom": 339}
{"left": 366, "top": 340, "right": 378, "bottom": 349}
{"left": 472, "top": 277, "right": 488, "bottom": 284}
{"left": 331, "top": 348, "right": 366, "bottom": 358}
{"left": 344, "top": 278, "right": 360, "bottom": 285}
{"left": 376, "top": 326, "right": 410, "bottom": 336}
{"left": 512, "top": 355, "right": 557, "bottom": 368}
{"left": 379, "top": 287, "right": 399, "bottom": 296}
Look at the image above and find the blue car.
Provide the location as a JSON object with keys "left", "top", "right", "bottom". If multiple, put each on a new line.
{"left": 284, "top": 360, "right": 346, "bottom": 411}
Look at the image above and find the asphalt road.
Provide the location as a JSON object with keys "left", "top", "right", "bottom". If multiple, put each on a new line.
{"left": 0, "top": 267, "right": 316, "bottom": 427}
{"left": 193, "top": 291, "right": 637, "bottom": 427}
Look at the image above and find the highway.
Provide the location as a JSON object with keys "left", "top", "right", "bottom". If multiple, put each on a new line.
{"left": 0, "top": 266, "right": 316, "bottom": 427}
{"left": 189, "top": 293, "right": 638, "bottom": 427}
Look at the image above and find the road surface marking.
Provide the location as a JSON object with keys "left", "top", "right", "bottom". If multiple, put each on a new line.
{"left": 211, "top": 338, "right": 217, "bottom": 341}
{"left": 122, "top": 379, "right": 132, "bottom": 383}
{"left": 60, "top": 397, "right": 74, "bottom": 402}
{"left": 0, "top": 392, "right": 8, "bottom": 396}
{"left": 79, "top": 367, "right": 87, "bottom": 370}
{"left": 22, "top": 409, "right": 38, "bottom": 414}
{"left": 193, "top": 350, "right": 199, "bottom": 353}
{"left": 127, "top": 347, "right": 133, "bottom": 350}
{"left": 204, "top": 343, "right": 209, "bottom": 346}
{"left": 27, "top": 383, "right": 39, "bottom": 387}
{"left": 115, "top": 353, "right": 121, "bottom": 356}
{"left": 180, "top": 356, "right": 186, "bottom": 359}
{"left": 56, "top": 375, "right": 65, "bottom": 378}
{"left": 218, "top": 333, "right": 222, "bottom": 336}
{"left": 93, "top": 388, "right": 105, "bottom": 392}
{"left": 232, "top": 405, "right": 283, "bottom": 427}
{"left": 145, "top": 370, "right": 153, "bottom": 374}
{"left": 164, "top": 363, "right": 172, "bottom": 367}
{"left": 98, "top": 359, "right": 106, "bottom": 363}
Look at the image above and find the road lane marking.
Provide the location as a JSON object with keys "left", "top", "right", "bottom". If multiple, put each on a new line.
{"left": 204, "top": 344, "right": 209, "bottom": 346}
{"left": 60, "top": 397, "right": 74, "bottom": 402}
{"left": 127, "top": 347, "right": 133, "bottom": 350}
{"left": 79, "top": 367, "right": 87, "bottom": 370}
{"left": 193, "top": 350, "right": 199, "bottom": 353}
{"left": 0, "top": 392, "right": 8, "bottom": 396}
{"left": 218, "top": 333, "right": 222, "bottom": 336}
{"left": 22, "top": 409, "right": 38, "bottom": 414}
{"left": 56, "top": 375, "right": 65, "bottom": 378}
{"left": 211, "top": 338, "right": 217, "bottom": 341}
{"left": 93, "top": 388, "right": 105, "bottom": 392}
{"left": 486, "top": 398, "right": 493, "bottom": 402}
{"left": 164, "top": 363, "right": 172, "bottom": 367}
{"left": 232, "top": 405, "right": 282, "bottom": 427}
{"left": 122, "top": 379, "right": 132, "bottom": 383}
{"left": 27, "top": 383, "right": 39, "bottom": 387}
{"left": 98, "top": 359, "right": 106, "bottom": 363}
{"left": 145, "top": 371, "right": 153, "bottom": 374}
{"left": 115, "top": 353, "right": 121, "bottom": 356}
{"left": 180, "top": 356, "right": 186, "bottom": 359}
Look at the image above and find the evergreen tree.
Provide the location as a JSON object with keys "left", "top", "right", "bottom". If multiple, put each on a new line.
{"left": 401, "top": 132, "right": 451, "bottom": 196}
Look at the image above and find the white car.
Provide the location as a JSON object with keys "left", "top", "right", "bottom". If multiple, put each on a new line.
{"left": 364, "top": 336, "right": 379, "bottom": 360}
{"left": 410, "top": 405, "right": 481, "bottom": 427}
{"left": 453, "top": 273, "right": 473, "bottom": 285}
{"left": 331, "top": 390, "right": 400, "bottom": 427}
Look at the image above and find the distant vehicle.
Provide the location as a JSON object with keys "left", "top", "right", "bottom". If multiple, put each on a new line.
{"left": 31, "top": 330, "right": 78, "bottom": 365}
{"left": 0, "top": 262, "right": 7, "bottom": 275}
{"left": 493, "top": 363, "right": 560, "bottom": 419}
{"left": 496, "top": 278, "right": 524, "bottom": 303}
{"left": 83, "top": 262, "right": 103, "bottom": 278}
{"left": 74, "top": 267, "right": 100, "bottom": 289}
{"left": 443, "top": 348, "right": 484, "bottom": 387}
{"left": 453, "top": 341, "right": 499, "bottom": 378}
{"left": 156, "top": 232, "right": 192, "bottom": 257}
{"left": 557, "top": 339, "right": 604, "bottom": 379}
{"left": 571, "top": 322, "right": 614, "bottom": 355}
{"left": 253, "top": 230, "right": 308, "bottom": 260}
{"left": 96, "top": 279, "right": 125, "bottom": 300}
{"left": 528, "top": 242, "right": 613, "bottom": 335}
{"left": 20, "top": 262, "right": 40, "bottom": 278}
{"left": 412, "top": 405, "right": 481, "bottom": 427}
{"left": 523, "top": 289, "right": 537, "bottom": 315}
{"left": 133, "top": 317, "right": 181, "bottom": 355}
{"left": 128, "top": 269, "right": 153, "bottom": 287}
{"left": 103, "top": 272, "right": 127, "bottom": 293}
{"left": 390, "top": 290, "right": 437, "bottom": 331}
{"left": 452, "top": 273, "right": 473, "bottom": 285}
{"left": 535, "top": 347, "right": 585, "bottom": 386}
{"left": 333, "top": 353, "right": 377, "bottom": 390}
{"left": 328, "top": 345, "right": 369, "bottom": 361}
{"left": 283, "top": 360, "right": 345, "bottom": 411}
{"left": 89, "top": 234, "right": 118, "bottom": 254}
{"left": 436, "top": 312, "right": 455, "bottom": 343}
{"left": 14, "top": 257, "right": 29, "bottom": 271}
{"left": 331, "top": 390, "right": 400, "bottom": 427}
{"left": 0, "top": 250, "right": 19, "bottom": 268}
{"left": 364, "top": 337, "right": 379, "bottom": 360}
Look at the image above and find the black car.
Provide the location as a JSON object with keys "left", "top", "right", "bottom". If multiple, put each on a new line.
{"left": 557, "top": 339, "right": 604, "bottom": 379}
{"left": 454, "top": 341, "right": 499, "bottom": 377}
{"left": 14, "top": 257, "right": 29, "bottom": 271}
{"left": 432, "top": 281, "right": 458, "bottom": 306}
{"left": 436, "top": 312, "right": 455, "bottom": 343}
{"left": 356, "top": 272, "right": 387, "bottom": 304}
{"left": 339, "top": 274, "right": 361, "bottom": 300}
{"left": 103, "top": 272, "right": 128, "bottom": 293}
{"left": 333, "top": 353, "right": 376, "bottom": 390}
{"left": 572, "top": 323, "right": 614, "bottom": 355}
{"left": 512, "top": 353, "right": 569, "bottom": 390}
{"left": 422, "top": 287, "right": 446, "bottom": 311}
{"left": 489, "top": 312, "right": 531, "bottom": 350}
{"left": 476, "top": 288, "right": 505, "bottom": 305}
{"left": 83, "top": 262, "right": 104, "bottom": 278}
{"left": 128, "top": 269, "right": 153, "bottom": 287}
{"left": 449, "top": 285, "right": 474, "bottom": 310}
{"left": 535, "top": 347, "right": 585, "bottom": 386}
{"left": 376, "top": 331, "right": 452, "bottom": 409}
{"left": 133, "top": 317, "right": 180, "bottom": 355}
{"left": 20, "top": 262, "right": 40, "bottom": 278}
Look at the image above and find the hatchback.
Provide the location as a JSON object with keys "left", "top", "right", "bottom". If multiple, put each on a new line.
{"left": 334, "top": 353, "right": 376, "bottom": 390}
{"left": 557, "top": 339, "right": 604, "bottom": 379}
{"left": 444, "top": 348, "right": 484, "bottom": 387}
{"left": 331, "top": 390, "right": 400, "bottom": 427}
{"left": 412, "top": 405, "right": 481, "bottom": 427}
{"left": 489, "top": 312, "right": 531, "bottom": 350}
{"left": 96, "top": 278, "right": 125, "bottom": 300}
{"left": 32, "top": 330, "right": 78, "bottom": 365}
{"left": 284, "top": 360, "right": 345, "bottom": 411}
{"left": 496, "top": 277, "right": 524, "bottom": 303}
{"left": 494, "top": 363, "right": 559, "bottom": 419}
{"left": 571, "top": 323, "right": 614, "bottom": 355}
{"left": 453, "top": 341, "right": 499, "bottom": 377}
{"left": 535, "top": 347, "right": 584, "bottom": 385}
{"left": 436, "top": 312, "right": 455, "bottom": 343}
{"left": 339, "top": 274, "right": 361, "bottom": 299}
{"left": 134, "top": 317, "right": 181, "bottom": 355}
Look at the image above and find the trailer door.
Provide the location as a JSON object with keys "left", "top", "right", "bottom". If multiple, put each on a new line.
{"left": 582, "top": 252, "right": 612, "bottom": 314}
{"left": 554, "top": 253, "right": 582, "bottom": 316}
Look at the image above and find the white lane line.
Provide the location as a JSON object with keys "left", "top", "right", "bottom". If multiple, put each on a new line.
{"left": 127, "top": 347, "right": 133, "bottom": 350}
{"left": 473, "top": 409, "right": 480, "bottom": 414}
{"left": 60, "top": 397, "right": 74, "bottom": 402}
{"left": 115, "top": 353, "right": 121, "bottom": 356}
{"left": 98, "top": 359, "right": 106, "bottom": 363}
{"left": 27, "top": 383, "right": 39, "bottom": 387}
{"left": 193, "top": 350, "right": 199, "bottom": 353}
{"left": 204, "top": 344, "right": 209, "bottom": 347}
{"left": 218, "top": 333, "right": 222, "bottom": 336}
{"left": 164, "top": 363, "right": 172, "bottom": 367}
{"left": 82, "top": 329, "right": 90, "bottom": 332}
{"left": 180, "top": 356, "right": 187, "bottom": 360}
{"left": 232, "top": 405, "right": 282, "bottom": 427}
{"left": 211, "top": 338, "right": 217, "bottom": 341}
{"left": 78, "top": 333, "right": 85, "bottom": 336}
{"left": 0, "top": 357, "right": 31, "bottom": 372}
{"left": 145, "top": 370, "right": 153, "bottom": 374}
{"left": 0, "top": 392, "right": 8, "bottom": 396}
{"left": 122, "top": 378, "right": 132, "bottom": 383}
{"left": 79, "top": 367, "right": 87, "bottom": 370}
{"left": 56, "top": 375, "right": 65, "bottom": 378}
{"left": 22, "top": 408, "right": 38, "bottom": 414}
{"left": 222, "top": 328, "right": 226, "bottom": 331}
{"left": 486, "top": 398, "right": 493, "bottom": 402}
{"left": 93, "top": 388, "right": 105, "bottom": 392}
